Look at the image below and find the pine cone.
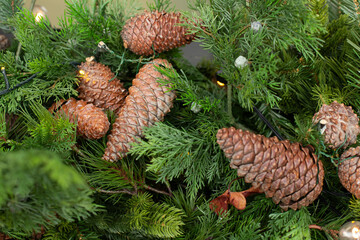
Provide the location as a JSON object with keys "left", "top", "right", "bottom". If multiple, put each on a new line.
{"left": 121, "top": 11, "right": 196, "bottom": 56}
{"left": 338, "top": 146, "right": 360, "bottom": 199}
{"left": 217, "top": 127, "right": 324, "bottom": 211}
{"left": 0, "top": 34, "right": 10, "bottom": 50}
{"left": 77, "top": 57, "right": 128, "bottom": 113}
{"left": 313, "top": 101, "right": 360, "bottom": 149}
{"left": 103, "top": 59, "right": 176, "bottom": 162}
{"left": 49, "top": 98, "right": 110, "bottom": 140}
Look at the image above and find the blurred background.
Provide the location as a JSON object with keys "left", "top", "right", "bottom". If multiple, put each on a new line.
{"left": 24, "top": 0, "right": 189, "bottom": 25}
{"left": 21, "top": 0, "right": 211, "bottom": 65}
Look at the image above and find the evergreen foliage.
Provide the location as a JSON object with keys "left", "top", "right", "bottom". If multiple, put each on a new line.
{"left": 185, "top": 0, "right": 324, "bottom": 109}
{"left": 0, "top": 150, "right": 97, "bottom": 238}
{"left": 1, "top": 0, "right": 360, "bottom": 238}
{"left": 126, "top": 192, "right": 184, "bottom": 238}
{"left": 0, "top": 0, "right": 23, "bottom": 31}
{"left": 43, "top": 220, "right": 100, "bottom": 240}
{"left": 0, "top": 109, "right": 6, "bottom": 141}
{"left": 265, "top": 208, "right": 313, "bottom": 240}
{"left": 19, "top": 101, "right": 76, "bottom": 158}
{"left": 130, "top": 121, "right": 228, "bottom": 199}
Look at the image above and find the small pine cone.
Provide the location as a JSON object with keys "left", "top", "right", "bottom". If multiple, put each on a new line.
{"left": 77, "top": 57, "right": 128, "bottom": 113}
{"left": 313, "top": 101, "right": 360, "bottom": 149}
{"left": 338, "top": 146, "right": 360, "bottom": 199}
{"left": 121, "top": 11, "right": 196, "bottom": 56}
{"left": 0, "top": 34, "right": 10, "bottom": 50}
{"left": 103, "top": 59, "right": 176, "bottom": 162}
{"left": 217, "top": 127, "right": 324, "bottom": 210}
{"left": 49, "top": 98, "right": 110, "bottom": 139}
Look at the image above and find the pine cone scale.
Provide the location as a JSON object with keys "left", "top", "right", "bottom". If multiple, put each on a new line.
{"left": 49, "top": 98, "right": 110, "bottom": 139}
{"left": 103, "top": 59, "right": 176, "bottom": 162}
{"left": 0, "top": 34, "right": 10, "bottom": 50}
{"left": 77, "top": 57, "right": 127, "bottom": 113}
{"left": 313, "top": 101, "right": 360, "bottom": 149}
{"left": 217, "top": 127, "right": 324, "bottom": 210}
{"left": 121, "top": 11, "right": 196, "bottom": 56}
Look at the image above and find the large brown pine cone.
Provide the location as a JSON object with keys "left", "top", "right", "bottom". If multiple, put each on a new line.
{"left": 338, "top": 146, "right": 360, "bottom": 199}
{"left": 77, "top": 57, "right": 128, "bottom": 113}
{"left": 49, "top": 98, "right": 110, "bottom": 140}
{"left": 121, "top": 11, "right": 196, "bottom": 56}
{"left": 103, "top": 59, "right": 176, "bottom": 162}
{"left": 217, "top": 127, "right": 324, "bottom": 210}
{"left": 0, "top": 34, "right": 10, "bottom": 51}
{"left": 313, "top": 101, "right": 360, "bottom": 149}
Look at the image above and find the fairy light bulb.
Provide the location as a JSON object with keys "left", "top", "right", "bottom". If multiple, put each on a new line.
{"left": 340, "top": 221, "right": 360, "bottom": 240}
{"left": 234, "top": 55, "right": 249, "bottom": 69}
{"left": 190, "top": 102, "right": 202, "bottom": 113}
{"left": 216, "top": 80, "right": 225, "bottom": 87}
{"left": 251, "top": 21, "right": 262, "bottom": 32}
{"left": 79, "top": 70, "right": 85, "bottom": 76}
{"left": 33, "top": 5, "right": 47, "bottom": 23}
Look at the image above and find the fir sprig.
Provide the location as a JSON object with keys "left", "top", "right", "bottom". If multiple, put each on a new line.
{"left": 130, "top": 122, "right": 227, "bottom": 199}
{"left": 265, "top": 208, "right": 313, "bottom": 240}
{"left": 126, "top": 192, "right": 185, "bottom": 238}
{"left": 43, "top": 220, "right": 100, "bottom": 240}
{"left": 185, "top": 0, "right": 324, "bottom": 109}
{"left": 156, "top": 64, "right": 222, "bottom": 113}
{"left": 19, "top": 101, "right": 76, "bottom": 158}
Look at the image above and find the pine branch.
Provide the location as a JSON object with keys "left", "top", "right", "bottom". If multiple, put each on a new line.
{"left": 130, "top": 122, "right": 228, "bottom": 199}
{"left": 340, "top": 0, "right": 360, "bottom": 23}
{"left": 229, "top": 216, "right": 263, "bottom": 240}
{"left": 179, "top": 204, "right": 233, "bottom": 240}
{"left": 147, "top": 0, "right": 174, "bottom": 12}
{"left": 43, "top": 220, "right": 100, "bottom": 240}
{"left": 0, "top": 108, "right": 6, "bottom": 141}
{"left": 126, "top": 192, "right": 185, "bottom": 238}
{"left": 349, "top": 197, "right": 360, "bottom": 218}
{"left": 19, "top": 101, "right": 76, "bottom": 158}
{"left": 156, "top": 64, "right": 222, "bottom": 113}
{"left": 0, "top": 0, "right": 24, "bottom": 32}
{"left": 184, "top": 0, "right": 324, "bottom": 109}
{"left": 266, "top": 208, "right": 313, "bottom": 240}
{"left": 74, "top": 140, "right": 173, "bottom": 200}
{"left": 0, "top": 150, "right": 98, "bottom": 236}
{"left": 307, "top": 0, "right": 329, "bottom": 26}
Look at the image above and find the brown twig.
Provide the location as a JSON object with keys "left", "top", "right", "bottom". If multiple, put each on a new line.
{"left": 237, "top": 24, "right": 251, "bottom": 37}
{"left": 309, "top": 224, "right": 339, "bottom": 239}
{"left": 143, "top": 184, "right": 172, "bottom": 197}
{"left": 6, "top": 72, "right": 32, "bottom": 77}
{"left": 228, "top": 176, "right": 243, "bottom": 191}
{"left": 94, "top": 188, "right": 136, "bottom": 195}
{"left": 309, "top": 225, "right": 323, "bottom": 231}
{"left": 71, "top": 145, "right": 86, "bottom": 158}
{"left": 165, "top": 178, "right": 173, "bottom": 197}
{"left": 72, "top": 146, "right": 173, "bottom": 197}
